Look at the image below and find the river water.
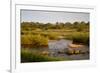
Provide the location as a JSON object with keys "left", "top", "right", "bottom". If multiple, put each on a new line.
{"left": 48, "top": 39, "right": 89, "bottom": 60}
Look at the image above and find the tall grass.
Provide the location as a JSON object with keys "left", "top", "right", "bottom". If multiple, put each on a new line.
{"left": 72, "top": 33, "right": 89, "bottom": 45}
{"left": 65, "top": 32, "right": 89, "bottom": 45}
{"left": 21, "top": 34, "right": 48, "bottom": 48}
{"left": 21, "top": 49, "right": 67, "bottom": 63}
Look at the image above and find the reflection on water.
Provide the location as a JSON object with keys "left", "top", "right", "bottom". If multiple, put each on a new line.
{"left": 48, "top": 39, "right": 72, "bottom": 50}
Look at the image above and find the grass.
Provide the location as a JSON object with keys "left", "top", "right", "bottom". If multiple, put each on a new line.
{"left": 64, "top": 32, "right": 89, "bottom": 45}
{"left": 72, "top": 32, "right": 89, "bottom": 45}
{"left": 21, "top": 49, "right": 69, "bottom": 63}
{"left": 21, "top": 22, "right": 89, "bottom": 62}
{"left": 21, "top": 30, "right": 89, "bottom": 45}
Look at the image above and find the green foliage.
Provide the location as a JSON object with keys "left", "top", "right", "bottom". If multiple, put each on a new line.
{"left": 21, "top": 35, "right": 33, "bottom": 44}
{"left": 21, "top": 49, "right": 66, "bottom": 62}
{"left": 65, "top": 32, "right": 89, "bottom": 45}
{"left": 21, "top": 21, "right": 89, "bottom": 31}
{"left": 21, "top": 21, "right": 89, "bottom": 46}
{"left": 21, "top": 34, "right": 48, "bottom": 47}
{"left": 21, "top": 21, "right": 89, "bottom": 62}
{"left": 47, "top": 33, "right": 58, "bottom": 40}
{"left": 72, "top": 33, "right": 89, "bottom": 45}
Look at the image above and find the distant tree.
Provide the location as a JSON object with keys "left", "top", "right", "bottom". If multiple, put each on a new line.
{"left": 56, "top": 22, "right": 59, "bottom": 25}
{"left": 86, "top": 22, "right": 89, "bottom": 25}
{"left": 80, "top": 21, "right": 86, "bottom": 25}
{"left": 73, "top": 22, "right": 80, "bottom": 29}
{"left": 73, "top": 22, "right": 79, "bottom": 25}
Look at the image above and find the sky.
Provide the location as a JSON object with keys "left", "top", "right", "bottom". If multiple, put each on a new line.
{"left": 21, "top": 10, "right": 89, "bottom": 23}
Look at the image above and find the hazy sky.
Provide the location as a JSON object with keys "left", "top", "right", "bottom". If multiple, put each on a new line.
{"left": 21, "top": 10, "right": 89, "bottom": 23}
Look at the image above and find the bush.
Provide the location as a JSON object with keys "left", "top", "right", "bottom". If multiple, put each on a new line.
{"left": 72, "top": 33, "right": 89, "bottom": 45}
{"left": 47, "top": 33, "right": 58, "bottom": 40}
{"left": 65, "top": 32, "right": 89, "bottom": 45}
{"left": 21, "top": 35, "right": 33, "bottom": 44}
{"left": 21, "top": 34, "right": 48, "bottom": 47}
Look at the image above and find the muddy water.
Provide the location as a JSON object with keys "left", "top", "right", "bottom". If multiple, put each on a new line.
{"left": 48, "top": 39, "right": 89, "bottom": 60}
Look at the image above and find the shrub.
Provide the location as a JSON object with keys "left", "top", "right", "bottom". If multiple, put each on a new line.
{"left": 72, "top": 33, "right": 89, "bottom": 45}
{"left": 21, "top": 34, "right": 48, "bottom": 48}
{"left": 65, "top": 32, "right": 89, "bottom": 45}
{"left": 21, "top": 35, "right": 33, "bottom": 44}
{"left": 47, "top": 33, "right": 58, "bottom": 40}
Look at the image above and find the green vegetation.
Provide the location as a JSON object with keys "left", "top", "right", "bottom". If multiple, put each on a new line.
{"left": 21, "top": 34, "right": 48, "bottom": 48}
{"left": 21, "top": 21, "right": 89, "bottom": 62}
{"left": 21, "top": 49, "right": 68, "bottom": 62}
{"left": 65, "top": 32, "right": 89, "bottom": 45}
{"left": 21, "top": 21, "right": 89, "bottom": 46}
{"left": 72, "top": 33, "right": 89, "bottom": 45}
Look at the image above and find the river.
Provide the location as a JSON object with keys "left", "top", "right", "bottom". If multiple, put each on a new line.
{"left": 48, "top": 39, "right": 89, "bottom": 60}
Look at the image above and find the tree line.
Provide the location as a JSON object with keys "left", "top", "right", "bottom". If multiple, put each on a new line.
{"left": 21, "top": 21, "right": 89, "bottom": 31}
